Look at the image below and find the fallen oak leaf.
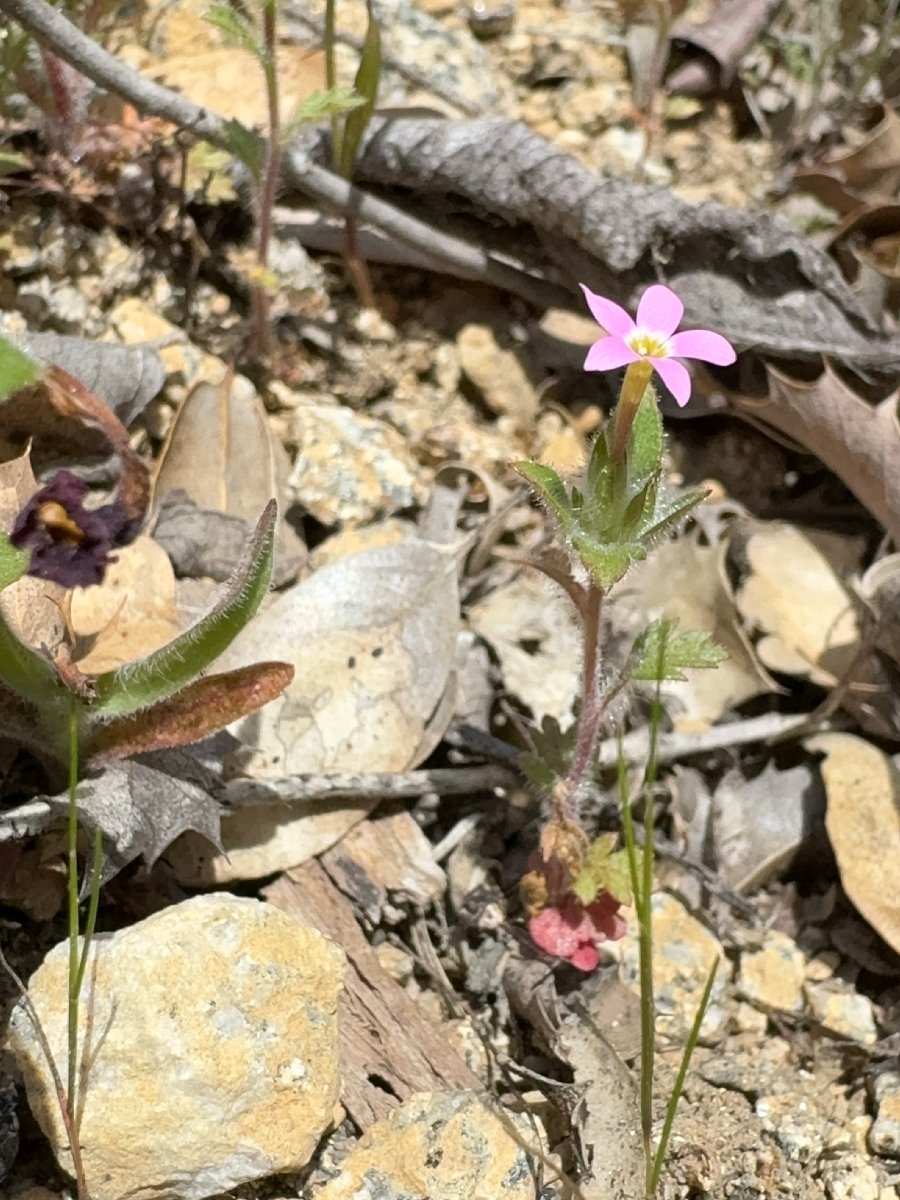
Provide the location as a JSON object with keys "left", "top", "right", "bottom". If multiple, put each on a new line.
{"left": 729, "top": 363, "right": 900, "bottom": 545}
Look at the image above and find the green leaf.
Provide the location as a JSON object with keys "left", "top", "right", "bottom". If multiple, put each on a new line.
{"left": 571, "top": 530, "right": 645, "bottom": 591}
{"left": 337, "top": 0, "right": 381, "bottom": 178}
{"left": 0, "top": 532, "right": 30, "bottom": 591}
{"left": 629, "top": 617, "right": 727, "bottom": 682}
{"left": 0, "top": 149, "right": 31, "bottom": 175}
{"left": 205, "top": 2, "right": 261, "bottom": 56}
{"left": 520, "top": 715, "right": 578, "bottom": 794}
{"left": 90, "top": 501, "right": 277, "bottom": 720}
{"left": 572, "top": 833, "right": 636, "bottom": 906}
{"left": 285, "top": 86, "right": 364, "bottom": 135}
{"left": 637, "top": 487, "right": 707, "bottom": 546}
{"left": 218, "top": 120, "right": 267, "bottom": 178}
{"left": 513, "top": 460, "right": 574, "bottom": 533}
{"left": 626, "top": 387, "right": 663, "bottom": 497}
{"left": 0, "top": 334, "right": 43, "bottom": 402}
{"left": 0, "top": 606, "right": 66, "bottom": 713}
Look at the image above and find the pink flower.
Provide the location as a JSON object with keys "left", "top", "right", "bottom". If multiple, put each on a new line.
{"left": 580, "top": 283, "right": 736, "bottom": 407}
{"left": 529, "top": 893, "right": 627, "bottom": 973}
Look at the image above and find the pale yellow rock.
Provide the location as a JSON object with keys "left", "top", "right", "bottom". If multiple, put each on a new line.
{"left": 804, "top": 979, "right": 877, "bottom": 1045}
{"left": 7, "top": 895, "right": 344, "bottom": 1200}
{"left": 738, "top": 932, "right": 806, "bottom": 1012}
{"left": 456, "top": 324, "right": 538, "bottom": 429}
{"left": 316, "top": 1091, "right": 537, "bottom": 1200}
{"left": 615, "top": 893, "right": 729, "bottom": 1041}
{"left": 288, "top": 404, "right": 424, "bottom": 525}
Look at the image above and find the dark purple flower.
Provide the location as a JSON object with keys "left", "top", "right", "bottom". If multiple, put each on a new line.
{"left": 11, "top": 469, "right": 138, "bottom": 588}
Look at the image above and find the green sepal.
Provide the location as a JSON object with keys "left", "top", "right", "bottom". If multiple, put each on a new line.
{"left": 625, "top": 386, "right": 663, "bottom": 497}
{"left": 0, "top": 334, "right": 43, "bottom": 402}
{"left": 514, "top": 460, "right": 574, "bottom": 534}
{"left": 629, "top": 617, "right": 727, "bottom": 682}
{"left": 571, "top": 531, "right": 646, "bottom": 591}
{"left": 637, "top": 487, "right": 707, "bottom": 546}
{"left": 90, "top": 501, "right": 277, "bottom": 720}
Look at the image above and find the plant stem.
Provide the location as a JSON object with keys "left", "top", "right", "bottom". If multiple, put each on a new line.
{"left": 252, "top": 0, "right": 281, "bottom": 359}
{"left": 560, "top": 582, "right": 604, "bottom": 819}
{"left": 0, "top": 946, "right": 91, "bottom": 1199}
{"left": 324, "top": 0, "right": 340, "bottom": 163}
{"left": 650, "top": 956, "right": 719, "bottom": 1193}
{"left": 66, "top": 698, "right": 81, "bottom": 1111}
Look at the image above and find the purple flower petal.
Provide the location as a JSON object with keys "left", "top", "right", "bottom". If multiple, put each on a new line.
{"left": 584, "top": 337, "right": 639, "bottom": 373}
{"left": 651, "top": 356, "right": 692, "bottom": 406}
{"left": 636, "top": 284, "right": 684, "bottom": 337}
{"left": 580, "top": 284, "right": 635, "bottom": 337}
{"left": 669, "top": 328, "right": 736, "bottom": 365}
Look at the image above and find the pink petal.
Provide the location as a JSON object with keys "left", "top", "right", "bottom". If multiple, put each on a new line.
{"left": 669, "top": 329, "right": 736, "bottom": 365}
{"left": 651, "top": 356, "right": 692, "bottom": 406}
{"left": 570, "top": 943, "right": 600, "bottom": 972}
{"left": 636, "top": 285, "right": 684, "bottom": 337}
{"left": 584, "top": 337, "right": 639, "bottom": 373}
{"left": 580, "top": 284, "right": 636, "bottom": 337}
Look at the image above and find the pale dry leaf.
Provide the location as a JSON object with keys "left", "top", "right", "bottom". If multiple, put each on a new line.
{"left": 153, "top": 372, "right": 304, "bottom": 574}
{"left": 795, "top": 103, "right": 900, "bottom": 215}
{"left": 615, "top": 533, "right": 778, "bottom": 727}
{"left": 68, "top": 535, "right": 181, "bottom": 674}
{"left": 811, "top": 731, "right": 900, "bottom": 955}
{"left": 731, "top": 521, "right": 860, "bottom": 686}
{"left": 0, "top": 451, "right": 65, "bottom": 656}
{"left": 730, "top": 365, "right": 900, "bottom": 545}
{"left": 154, "top": 373, "right": 293, "bottom": 525}
{"left": 556, "top": 1015, "right": 645, "bottom": 1200}
{"left": 711, "top": 761, "right": 825, "bottom": 893}
{"left": 468, "top": 574, "right": 581, "bottom": 731}
{"left": 137, "top": 7, "right": 327, "bottom": 129}
{"left": 168, "top": 539, "right": 460, "bottom": 883}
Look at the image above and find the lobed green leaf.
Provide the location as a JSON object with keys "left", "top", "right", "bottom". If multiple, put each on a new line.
{"left": 514, "top": 460, "right": 574, "bottom": 533}
{"left": 629, "top": 617, "right": 728, "bottom": 682}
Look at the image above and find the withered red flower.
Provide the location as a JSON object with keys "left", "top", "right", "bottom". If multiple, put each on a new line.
{"left": 524, "top": 843, "right": 627, "bottom": 972}
{"left": 11, "top": 469, "right": 138, "bottom": 588}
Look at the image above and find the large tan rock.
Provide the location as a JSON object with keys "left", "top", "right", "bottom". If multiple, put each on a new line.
{"left": 6, "top": 895, "right": 344, "bottom": 1200}
{"left": 316, "top": 1091, "right": 538, "bottom": 1200}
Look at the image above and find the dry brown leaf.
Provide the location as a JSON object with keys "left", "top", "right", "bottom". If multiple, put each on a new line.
{"left": 731, "top": 522, "right": 860, "bottom": 686}
{"left": 734, "top": 361, "right": 900, "bottom": 540}
{"left": 615, "top": 533, "right": 778, "bottom": 727}
{"left": 810, "top": 731, "right": 900, "bottom": 955}
{"left": 168, "top": 538, "right": 460, "bottom": 883}
{"left": 68, "top": 536, "right": 181, "bottom": 674}
{"left": 795, "top": 103, "right": 900, "bottom": 215}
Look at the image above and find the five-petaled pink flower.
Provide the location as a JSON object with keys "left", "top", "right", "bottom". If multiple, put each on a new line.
{"left": 580, "top": 283, "right": 736, "bottom": 407}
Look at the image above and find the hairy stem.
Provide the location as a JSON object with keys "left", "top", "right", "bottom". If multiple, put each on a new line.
{"left": 252, "top": 0, "right": 281, "bottom": 358}
{"left": 559, "top": 583, "right": 604, "bottom": 819}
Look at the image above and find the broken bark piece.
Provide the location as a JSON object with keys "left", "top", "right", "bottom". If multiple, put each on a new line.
{"left": 667, "top": 0, "right": 782, "bottom": 95}
{"left": 263, "top": 861, "right": 481, "bottom": 1128}
{"left": 321, "top": 810, "right": 446, "bottom": 926}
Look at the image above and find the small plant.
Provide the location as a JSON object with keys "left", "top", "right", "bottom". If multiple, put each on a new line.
{"left": 516, "top": 282, "right": 734, "bottom": 1196}
{"left": 0, "top": 336, "right": 293, "bottom": 1200}
{"left": 206, "top": 0, "right": 370, "bottom": 355}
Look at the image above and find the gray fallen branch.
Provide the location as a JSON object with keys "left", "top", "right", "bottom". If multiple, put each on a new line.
{"left": 217, "top": 764, "right": 516, "bottom": 809}
{"left": 0, "top": 0, "right": 566, "bottom": 310}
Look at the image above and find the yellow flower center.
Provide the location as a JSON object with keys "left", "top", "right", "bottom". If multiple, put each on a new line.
{"left": 628, "top": 330, "right": 672, "bottom": 359}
